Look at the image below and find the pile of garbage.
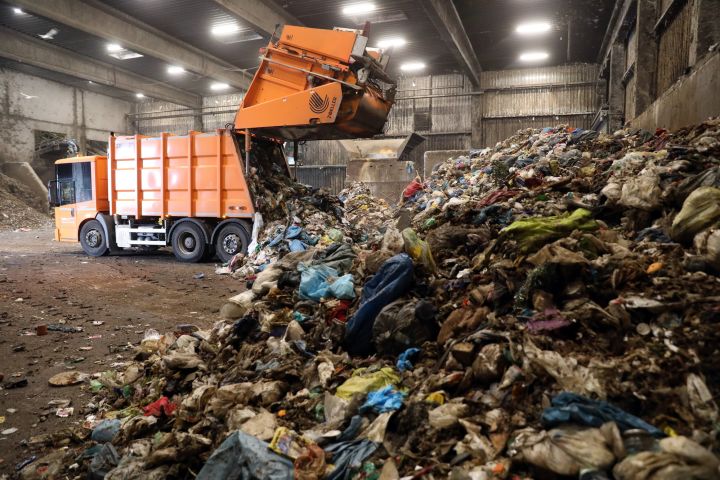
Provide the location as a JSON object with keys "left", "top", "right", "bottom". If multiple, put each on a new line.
{"left": 17, "top": 120, "right": 720, "bottom": 479}
{"left": 0, "top": 172, "right": 50, "bottom": 231}
{"left": 221, "top": 171, "right": 393, "bottom": 277}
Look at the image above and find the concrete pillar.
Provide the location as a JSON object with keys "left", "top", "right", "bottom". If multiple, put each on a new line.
{"left": 690, "top": 0, "right": 720, "bottom": 66}
{"left": 192, "top": 113, "right": 203, "bottom": 132}
{"left": 608, "top": 42, "right": 626, "bottom": 131}
{"left": 633, "top": 0, "right": 658, "bottom": 118}
{"left": 471, "top": 94, "right": 483, "bottom": 148}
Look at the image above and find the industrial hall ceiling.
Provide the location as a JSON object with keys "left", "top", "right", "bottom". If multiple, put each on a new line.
{"left": 0, "top": 0, "right": 615, "bottom": 104}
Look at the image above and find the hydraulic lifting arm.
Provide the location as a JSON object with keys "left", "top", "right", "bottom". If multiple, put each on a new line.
{"left": 233, "top": 25, "right": 396, "bottom": 142}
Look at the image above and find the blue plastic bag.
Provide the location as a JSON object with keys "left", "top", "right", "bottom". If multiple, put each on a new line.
{"left": 542, "top": 392, "right": 664, "bottom": 438}
{"left": 328, "top": 274, "right": 355, "bottom": 300}
{"left": 396, "top": 347, "right": 420, "bottom": 372}
{"left": 298, "top": 264, "right": 338, "bottom": 301}
{"left": 361, "top": 385, "right": 406, "bottom": 413}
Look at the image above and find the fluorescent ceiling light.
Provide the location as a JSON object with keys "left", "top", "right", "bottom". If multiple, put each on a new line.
{"left": 516, "top": 21, "right": 552, "bottom": 35}
{"left": 106, "top": 43, "right": 123, "bottom": 52}
{"left": 378, "top": 37, "right": 406, "bottom": 49}
{"left": 211, "top": 23, "right": 240, "bottom": 36}
{"left": 342, "top": 2, "right": 375, "bottom": 15}
{"left": 519, "top": 51, "right": 550, "bottom": 62}
{"left": 135, "top": 93, "right": 145, "bottom": 98}
{"left": 167, "top": 65, "right": 185, "bottom": 74}
{"left": 210, "top": 82, "right": 230, "bottom": 91}
{"left": 13, "top": 7, "right": 24, "bottom": 14}
{"left": 400, "top": 62, "right": 425, "bottom": 72}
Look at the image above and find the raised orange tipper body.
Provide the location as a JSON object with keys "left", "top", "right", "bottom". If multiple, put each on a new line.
{"left": 49, "top": 25, "right": 396, "bottom": 262}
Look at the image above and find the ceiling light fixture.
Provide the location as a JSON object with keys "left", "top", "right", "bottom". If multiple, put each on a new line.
{"left": 106, "top": 43, "right": 123, "bottom": 52}
{"left": 135, "top": 93, "right": 145, "bottom": 98}
{"left": 211, "top": 23, "right": 240, "bottom": 36}
{"left": 516, "top": 21, "right": 552, "bottom": 35}
{"left": 342, "top": 2, "right": 375, "bottom": 15}
{"left": 13, "top": 7, "right": 24, "bottom": 14}
{"left": 519, "top": 51, "right": 550, "bottom": 62}
{"left": 167, "top": 65, "right": 185, "bottom": 74}
{"left": 210, "top": 82, "right": 230, "bottom": 91}
{"left": 400, "top": 62, "right": 426, "bottom": 72}
{"left": 377, "top": 37, "right": 406, "bottom": 49}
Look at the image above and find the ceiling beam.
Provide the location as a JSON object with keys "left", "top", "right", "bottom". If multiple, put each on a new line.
{"left": 212, "top": 0, "right": 303, "bottom": 36}
{"left": 0, "top": 27, "right": 202, "bottom": 108}
{"left": 419, "top": 0, "right": 482, "bottom": 87}
{"left": 12, "top": 0, "right": 252, "bottom": 90}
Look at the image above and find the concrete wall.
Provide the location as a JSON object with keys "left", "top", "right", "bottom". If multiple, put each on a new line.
{"left": 631, "top": 50, "right": 720, "bottom": 131}
{"left": 0, "top": 67, "right": 132, "bottom": 181}
{"left": 602, "top": 0, "right": 720, "bottom": 131}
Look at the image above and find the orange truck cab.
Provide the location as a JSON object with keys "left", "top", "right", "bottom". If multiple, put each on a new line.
{"left": 50, "top": 24, "right": 396, "bottom": 263}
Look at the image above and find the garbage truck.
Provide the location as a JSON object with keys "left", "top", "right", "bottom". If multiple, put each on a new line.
{"left": 48, "top": 25, "right": 396, "bottom": 262}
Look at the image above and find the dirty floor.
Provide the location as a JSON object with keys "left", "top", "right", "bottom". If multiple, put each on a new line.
{"left": 0, "top": 226, "right": 239, "bottom": 473}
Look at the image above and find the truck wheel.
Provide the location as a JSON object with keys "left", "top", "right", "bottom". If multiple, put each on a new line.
{"left": 80, "top": 220, "right": 109, "bottom": 257}
{"left": 215, "top": 223, "right": 249, "bottom": 263}
{"left": 171, "top": 222, "right": 207, "bottom": 263}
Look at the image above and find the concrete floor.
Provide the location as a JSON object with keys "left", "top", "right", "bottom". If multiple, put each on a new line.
{"left": 0, "top": 226, "right": 239, "bottom": 473}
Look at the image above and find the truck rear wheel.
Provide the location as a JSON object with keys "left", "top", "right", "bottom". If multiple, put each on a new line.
{"left": 171, "top": 222, "right": 207, "bottom": 263}
{"left": 80, "top": 220, "right": 109, "bottom": 257}
{"left": 215, "top": 223, "right": 250, "bottom": 263}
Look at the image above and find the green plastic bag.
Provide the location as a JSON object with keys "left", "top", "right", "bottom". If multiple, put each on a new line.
{"left": 335, "top": 367, "right": 400, "bottom": 400}
{"left": 402, "top": 228, "right": 437, "bottom": 273}
{"left": 670, "top": 187, "right": 720, "bottom": 243}
{"left": 501, "top": 208, "right": 598, "bottom": 253}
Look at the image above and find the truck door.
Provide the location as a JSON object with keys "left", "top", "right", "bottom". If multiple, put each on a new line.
{"left": 50, "top": 162, "right": 94, "bottom": 241}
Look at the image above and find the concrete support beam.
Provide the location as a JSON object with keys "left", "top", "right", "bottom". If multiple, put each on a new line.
{"left": 471, "top": 95, "right": 483, "bottom": 147}
{"left": 690, "top": 0, "right": 720, "bottom": 66}
{"left": 212, "top": 0, "right": 303, "bottom": 36}
{"left": 419, "top": 0, "right": 482, "bottom": 87}
{"left": 0, "top": 27, "right": 202, "bottom": 108}
{"left": 598, "top": 0, "right": 636, "bottom": 72}
{"left": 608, "top": 42, "right": 627, "bottom": 131}
{"left": 14, "top": 0, "right": 251, "bottom": 90}
{"left": 633, "top": 0, "right": 658, "bottom": 117}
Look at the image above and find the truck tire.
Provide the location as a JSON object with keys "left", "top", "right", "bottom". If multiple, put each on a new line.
{"left": 79, "top": 220, "right": 109, "bottom": 257}
{"left": 215, "top": 223, "right": 250, "bottom": 263}
{"left": 171, "top": 222, "right": 207, "bottom": 263}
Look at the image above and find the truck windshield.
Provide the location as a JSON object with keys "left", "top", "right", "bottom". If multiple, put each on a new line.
{"left": 56, "top": 162, "right": 93, "bottom": 204}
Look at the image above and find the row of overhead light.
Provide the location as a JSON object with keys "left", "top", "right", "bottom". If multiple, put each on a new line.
{"left": 12, "top": 6, "right": 231, "bottom": 100}
{"left": 515, "top": 21, "right": 552, "bottom": 62}
{"left": 105, "top": 43, "right": 230, "bottom": 99}
{"left": 336, "top": 3, "right": 553, "bottom": 72}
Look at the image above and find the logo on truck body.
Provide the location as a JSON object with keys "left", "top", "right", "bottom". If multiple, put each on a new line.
{"left": 309, "top": 92, "right": 330, "bottom": 114}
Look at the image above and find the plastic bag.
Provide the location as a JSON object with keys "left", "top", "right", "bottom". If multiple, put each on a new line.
{"left": 360, "top": 385, "right": 406, "bottom": 413}
{"left": 196, "top": 431, "right": 293, "bottom": 480}
{"left": 670, "top": 187, "right": 720, "bottom": 243}
{"left": 328, "top": 274, "right": 356, "bottom": 300}
{"left": 298, "top": 264, "right": 338, "bottom": 302}
{"left": 381, "top": 227, "right": 404, "bottom": 254}
{"left": 501, "top": 208, "right": 598, "bottom": 253}
{"left": 335, "top": 367, "right": 400, "bottom": 400}
{"left": 402, "top": 228, "right": 437, "bottom": 273}
{"left": 511, "top": 423, "right": 622, "bottom": 476}
{"left": 613, "top": 436, "right": 720, "bottom": 480}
